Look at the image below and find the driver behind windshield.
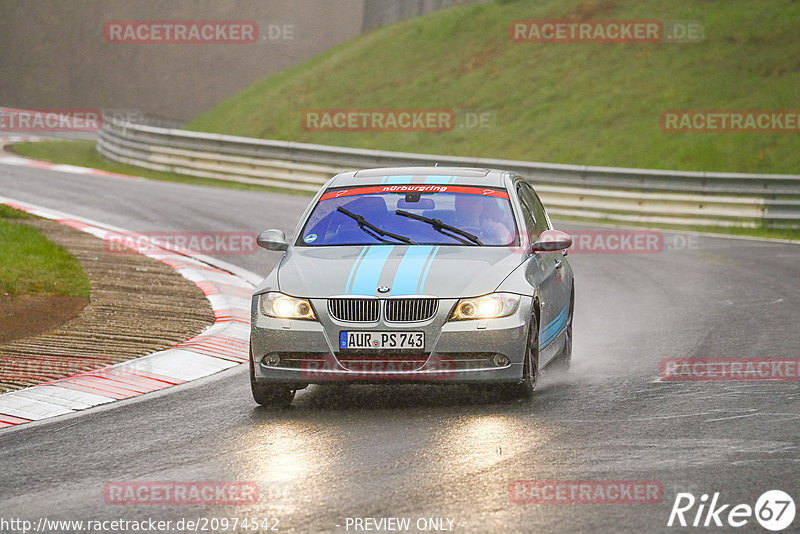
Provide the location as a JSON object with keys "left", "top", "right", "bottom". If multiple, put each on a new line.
{"left": 452, "top": 194, "right": 514, "bottom": 244}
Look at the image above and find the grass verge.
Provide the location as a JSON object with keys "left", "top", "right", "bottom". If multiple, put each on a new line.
{"left": 0, "top": 205, "right": 91, "bottom": 298}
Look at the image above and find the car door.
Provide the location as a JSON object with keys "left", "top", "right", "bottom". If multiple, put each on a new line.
{"left": 532, "top": 187, "right": 572, "bottom": 351}
{"left": 516, "top": 180, "right": 568, "bottom": 359}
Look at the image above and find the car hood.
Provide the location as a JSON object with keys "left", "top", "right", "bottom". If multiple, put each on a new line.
{"left": 277, "top": 245, "right": 524, "bottom": 299}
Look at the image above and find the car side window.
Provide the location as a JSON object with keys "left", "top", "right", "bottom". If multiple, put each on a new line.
{"left": 530, "top": 191, "right": 550, "bottom": 232}
{"left": 515, "top": 182, "right": 537, "bottom": 235}
{"left": 516, "top": 181, "right": 548, "bottom": 239}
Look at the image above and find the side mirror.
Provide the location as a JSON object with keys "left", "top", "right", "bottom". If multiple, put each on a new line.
{"left": 531, "top": 229, "right": 572, "bottom": 253}
{"left": 257, "top": 229, "right": 289, "bottom": 251}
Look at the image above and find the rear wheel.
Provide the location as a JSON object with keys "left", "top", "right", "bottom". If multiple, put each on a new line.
{"left": 549, "top": 289, "right": 574, "bottom": 373}
{"left": 250, "top": 352, "right": 295, "bottom": 408}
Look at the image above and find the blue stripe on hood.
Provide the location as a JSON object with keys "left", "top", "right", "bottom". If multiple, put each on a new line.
{"left": 347, "top": 246, "right": 394, "bottom": 295}
{"left": 391, "top": 246, "right": 436, "bottom": 295}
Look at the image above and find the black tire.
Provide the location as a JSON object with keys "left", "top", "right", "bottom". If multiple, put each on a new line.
{"left": 513, "top": 312, "right": 539, "bottom": 399}
{"left": 249, "top": 352, "right": 295, "bottom": 408}
{"left": 549, "top": 289, "right": 574, "bottom": 373}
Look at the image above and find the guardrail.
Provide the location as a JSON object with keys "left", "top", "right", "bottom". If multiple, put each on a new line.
{"left": 97, "top": 118, "right": 800, "bottom": 228}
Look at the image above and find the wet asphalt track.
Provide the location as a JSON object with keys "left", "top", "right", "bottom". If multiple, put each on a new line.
{"left": 1, "top": 165, "right": 799, "bottom": 533}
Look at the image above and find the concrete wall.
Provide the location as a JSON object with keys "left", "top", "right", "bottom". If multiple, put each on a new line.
{"left": 0, "top": 1, "right": 363, "bottom": 121}
{"left": 362, "top": 0, "right": 492, "bottom": 31}
{"left": 0, "top": 0, "right": 488, "bottom": 121}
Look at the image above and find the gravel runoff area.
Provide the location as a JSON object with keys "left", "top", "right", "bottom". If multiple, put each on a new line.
{"left": 0, "top": 216, "right": 214, "bottom": 393}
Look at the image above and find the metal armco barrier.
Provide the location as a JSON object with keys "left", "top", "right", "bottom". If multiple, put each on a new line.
{"left": 97, "top": 118, "right": 800, "bottom": 228}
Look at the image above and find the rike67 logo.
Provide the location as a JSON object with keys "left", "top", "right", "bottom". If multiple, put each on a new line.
{"left": 668, "top": 490, "right": 795, "bottom": 531}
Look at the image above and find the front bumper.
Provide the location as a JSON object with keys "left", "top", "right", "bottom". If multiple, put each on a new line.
{"left": 250, "top": 296, "right": 532, "bottom": 385}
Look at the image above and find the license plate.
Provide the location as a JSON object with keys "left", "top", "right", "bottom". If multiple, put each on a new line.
{"left": 340, "top": 331, "right": 424, "bottom": 350}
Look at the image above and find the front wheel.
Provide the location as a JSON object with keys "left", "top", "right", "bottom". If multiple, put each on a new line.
{"left": 512, "top": 313, "right": 539, "bottom": 399}
{"left": 250, "top": 352, "right": 295, "bottom": 408}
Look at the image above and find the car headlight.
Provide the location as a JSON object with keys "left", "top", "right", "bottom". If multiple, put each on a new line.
{"left": 259, "top": 292, "right": 316, "bottom": 320}
{"left": 449, "top": 293, "right": 520, "bottom": 321}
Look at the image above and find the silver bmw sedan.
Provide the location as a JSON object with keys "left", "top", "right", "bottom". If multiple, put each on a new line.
{"left": 249, "top": 167, "right": 574, "bottom": 406}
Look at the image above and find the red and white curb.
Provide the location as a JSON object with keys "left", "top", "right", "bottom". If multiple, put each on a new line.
{"left": 0, "top": 197, "right": 258, "bottom": 429}
{"left": 0, "top": 135, "right": 138, "bottom": 179}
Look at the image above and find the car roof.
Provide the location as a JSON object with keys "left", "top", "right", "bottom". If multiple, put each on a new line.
{"left": 328, "top": 167, "right": 511, "bottom": 189}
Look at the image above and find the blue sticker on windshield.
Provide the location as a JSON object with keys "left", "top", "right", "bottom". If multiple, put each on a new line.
{"left": 304, "top": 234, "right": 317, "bottom": 243}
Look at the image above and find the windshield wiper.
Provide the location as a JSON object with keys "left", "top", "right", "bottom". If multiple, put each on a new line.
{"left": 337, "top": 207, "right": 417, "bottom": 245}
{"left": 395, "top": 210, "right": 483, "bottom": 246}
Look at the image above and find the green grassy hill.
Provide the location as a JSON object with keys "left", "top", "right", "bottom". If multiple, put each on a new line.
{"left": 188, "top": 0, "right": 799, "bottom": 174}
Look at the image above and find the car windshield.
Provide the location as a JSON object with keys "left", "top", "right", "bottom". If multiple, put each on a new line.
{"left": 298, "top": 185, "right": 519, "bottom": 246}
